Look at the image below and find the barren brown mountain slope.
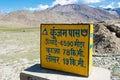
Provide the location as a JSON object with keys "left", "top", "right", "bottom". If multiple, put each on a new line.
{"left": 0, "top": 4, "right": 118, "bottom": 26}
{"left": 0, "top": 4, "right": 120, "bottom": 53}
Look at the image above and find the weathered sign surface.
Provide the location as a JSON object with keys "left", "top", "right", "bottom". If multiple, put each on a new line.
{"left": 40, "top": 24, "right": 93, "bottom": 77}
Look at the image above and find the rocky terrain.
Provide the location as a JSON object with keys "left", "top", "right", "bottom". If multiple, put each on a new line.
{"left": 94, "top": 21, "right": 120, "bottom": 53}
{"left": 93, "top": 53, "right": 120, "bottom": 80}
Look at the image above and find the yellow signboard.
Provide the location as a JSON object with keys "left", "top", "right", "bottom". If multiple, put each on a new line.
{"left": 40, "top": 24, "right": 93, "bottom": 77}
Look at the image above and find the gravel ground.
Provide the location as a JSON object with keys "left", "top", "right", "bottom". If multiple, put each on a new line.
{"left": 0, "top": 26, "right": 120, "bottom": 80}
{"left": 0, "top": 27, "right": 40, "bottom": 80}
{"left": 0, "top": 58, "right": 39, "bottom": 80}
{"left": 0, "top": 54, "right": 120, "bottom": 80}
{"left": 93, "top": 53, "right": 120, "bottom": 80}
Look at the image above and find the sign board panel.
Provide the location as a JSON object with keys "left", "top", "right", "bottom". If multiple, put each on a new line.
{"left": 40, "top": 24, "right": 93, "bottom": 77}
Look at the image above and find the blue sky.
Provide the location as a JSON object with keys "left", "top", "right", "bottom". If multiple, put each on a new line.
{"left": 0, "top": 0, "right": 120, "bottom": 12}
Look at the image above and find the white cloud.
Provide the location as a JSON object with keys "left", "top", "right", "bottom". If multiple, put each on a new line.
{"left": 52, "top": 0, "right": 102, "bottom": 6}
{"left": 26, "top": 0, "right": 103, "bottom": 11}
{"left": 39, "top": 4, "right": 49, "bottom": 10}
{"left": 26, "top": 0, "right": 78, "bottom": 11}
{"left": 26, "top": 4, "right": 49, "bottom": 11}
{"left": 81, "top": 0, "right": 102, "bottom": 3}
{"left": 100, "top": 2, "right": 115, "bottom": 8}
{"left": 52, "top": 0, "right": 78, "bottom": 6}
{"left": 118, "top": 2, "right": 120, "bottom": 7}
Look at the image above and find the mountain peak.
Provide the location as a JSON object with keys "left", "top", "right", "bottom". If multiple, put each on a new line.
{"left": 47, "top": 4, "right": 118, "bottom": 22}
{"left": 49, "top": 4, "right": 95, "bottom": 12}
{"left": 50, "top": 4, "right": 61, "bottom": 10}
{"left": 54, "top": 4, "right": 61, "bottom": 7}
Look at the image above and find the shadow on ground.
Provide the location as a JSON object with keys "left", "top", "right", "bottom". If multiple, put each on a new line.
{"left": 25, "top": 64, "right": 86, "bottom": 78}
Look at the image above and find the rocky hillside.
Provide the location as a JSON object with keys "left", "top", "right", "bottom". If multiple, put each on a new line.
{"left": 49, "top": 4, "right": 118, "bottom": 22}
{"left": 0, "top": 4, "right": 119, "bottom": 26}
{"left": 94, "top": 21, "right": 120, "bottom": 53}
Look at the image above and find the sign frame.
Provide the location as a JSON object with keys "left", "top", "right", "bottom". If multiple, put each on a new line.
{"left": 40, "top": 24, "right": 93, "bottom": 77}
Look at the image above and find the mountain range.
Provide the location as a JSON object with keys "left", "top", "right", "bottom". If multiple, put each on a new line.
{"left": 105, "top": 8, "right": 120, "bottom": 17}
{"left": 0, "top": 4, "right": 120, "bottom": 26}
{"left": 0, "top": 4, "right": 120, "bottom": 53}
